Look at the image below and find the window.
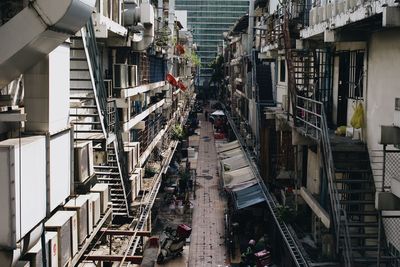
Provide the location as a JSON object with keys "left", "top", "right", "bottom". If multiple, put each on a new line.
{"left": 280, "top": 59, "right": 286, "bottom": 82}
{"left": 348, "top": 50, "right": 364, "bottom": 99}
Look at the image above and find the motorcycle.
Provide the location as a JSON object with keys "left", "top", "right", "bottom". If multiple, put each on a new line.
{"left": 157, "top": 224, "right": 192, "bottom": 264}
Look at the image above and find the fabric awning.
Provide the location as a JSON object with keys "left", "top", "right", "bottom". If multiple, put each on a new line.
{"left": 218, "top": 147, "right": 242, "bottom": 159}
{"left": 221, "top": 153, "right": 248, "bottom": 173}
{"left": 216, "top": 140, "right": 240, "bottom": 153}
{"left": 223, "top": 166, "right": 257, "bottom": 191}
{"left": 233, "top": 184, "right": 265, "bottom": 210}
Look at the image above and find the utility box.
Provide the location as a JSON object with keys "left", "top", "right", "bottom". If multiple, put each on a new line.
{"left": 80, "top": 195, "right": 96, "bottom": 235}
{"left": 0, "top": 136, "right": 46, "bottom": 249}
{"left": 128, "top": 65, "right": 138, "bottom": 87}
{"left": 45, "top": 211, "right": 79, "bottom": 267}
{"left": 74, "top": 141, "right": 94, "bottom": 183}
{"left": 88, "top": 193, "right": 101, "bottom": 227}
{"left": 113, "top": 64, "right": 129, "bottom": 89}
{"left": 124, "top": 142, "right": 140, "bottom": 174}
{"left": 24, "top": 44, "right": 70, "bottom": 134}
{"left": 90, "top": 184, "right": 110, "bottom": 214}
{"left": 49, "top": 129, "right": 72, "bottom": 213}
{"left": 26, "top": 232, "right": 58, "bottom": 267}
{"left": 64, "top": 196, "right": 89, "bottom": 245}
{"left": 16, "top": 261, "right": 30, "bottom": 267}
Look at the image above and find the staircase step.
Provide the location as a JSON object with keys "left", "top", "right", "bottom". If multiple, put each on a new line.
{"left": 347, "top": 222, "right": 379, "bottom": 227}
{"left": 70, "top": 87, "right": 93, "bottom": 91}
{"left": 70, "top": 113, "right": 99, "bottom": 117}
{"left": 94, "top": 165, "right": 118, "bottom": 169}
{"left": 74, "top": 129, "right": 103, "bottom": 133}
{"left": 334, "top": 179, "right": 373, "bottom": 184}
{"left": 340, "top": 200, "right": 375, "bottom": 204}
{"left": 346, "top": 210, "right": 378, "bottom": 216}
{"left": 71, "top": 121, "right": 101, "bottom": 125}
{"left": 335, "top": 168, "right": 371, "bottom": 173}
{"left": 351, "top": 246, "right": 380, "bottom": 251}
{"left": 70, "top": 96, "right": 94, "bottom": 100}
{"left": 338, "top": 189, "right": 375, "bottom": 194}
{"left": 95, "top": 171, "right": 119, "bottom": 176}
{"left": 343, "top": 233, "right": 378, "bottom": 238}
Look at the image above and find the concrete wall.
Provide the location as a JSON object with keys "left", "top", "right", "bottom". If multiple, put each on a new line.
{"left": 307, "top": 148, "right": 321, "bottom": 194}
{"left": 366, "top": 29, "right": 400, "bottom": 151}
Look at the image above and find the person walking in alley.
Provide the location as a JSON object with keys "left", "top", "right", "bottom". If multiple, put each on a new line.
{"left": 204, "top": 110, "right": 208, "bottom": 121}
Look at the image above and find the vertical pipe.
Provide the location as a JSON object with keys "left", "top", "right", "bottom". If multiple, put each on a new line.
{"left": 158, "top": 0, "right": 163, "bottom": 19}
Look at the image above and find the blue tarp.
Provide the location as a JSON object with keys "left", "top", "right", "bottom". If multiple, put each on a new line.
{"left": 234, "top": 184, "right": 265, "bottom": 210}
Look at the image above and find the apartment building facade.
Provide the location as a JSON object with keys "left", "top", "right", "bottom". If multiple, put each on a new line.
{"left": 223, "top": 0, "right": 400, "bottom": 265}
{"left": 0, "top": 0, "right": 196, "bottom": 266}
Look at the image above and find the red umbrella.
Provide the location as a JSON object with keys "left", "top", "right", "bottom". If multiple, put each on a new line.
{"left": 176, "top": 44, "right": 185, "bottom": 55}
{"left": 177, "top": 80, "right": 187, "bottom": 91}
{"left": 166, "top": 73, "right": 178, "bottom": 87}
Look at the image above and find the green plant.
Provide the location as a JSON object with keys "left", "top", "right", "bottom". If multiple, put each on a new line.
{"left": 171, "top": 124, "right": 185, "bottom": 140}
{"left": 276, "top": 205, "right": 295, "bottom": 223}
{"left": 184, "top": 51, "right": 201, "bottom": 67}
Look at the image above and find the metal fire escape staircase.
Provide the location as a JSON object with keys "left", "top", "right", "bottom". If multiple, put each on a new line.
{"left": 223, "top": 106, "right": 311, "bottom": 267}
{"left": 70, "top": 17, "right": 130, "bottom": 217}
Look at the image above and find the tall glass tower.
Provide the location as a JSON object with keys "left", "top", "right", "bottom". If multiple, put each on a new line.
{"left": 175, "top": 0, "right": 249, "bottom": 86}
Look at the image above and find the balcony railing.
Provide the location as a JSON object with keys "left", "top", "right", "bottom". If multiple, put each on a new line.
{"left": 295, "top": 95, "right": 353, "bottom": 266}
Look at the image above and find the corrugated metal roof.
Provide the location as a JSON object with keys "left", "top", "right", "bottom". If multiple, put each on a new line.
{"left": 234, "top": 184, "right": 265, "bottom": 210}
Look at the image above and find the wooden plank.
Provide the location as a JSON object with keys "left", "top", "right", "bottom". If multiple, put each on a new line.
{"left": 98, "top": 228, "right": 151, "bottom": 236}
{"left": 83, "top": 255, "right": 143, "bottom": 263}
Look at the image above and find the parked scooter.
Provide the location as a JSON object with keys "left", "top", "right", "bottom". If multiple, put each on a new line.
{"left": 157, "top": 224, "right": 192, "bottom": 264}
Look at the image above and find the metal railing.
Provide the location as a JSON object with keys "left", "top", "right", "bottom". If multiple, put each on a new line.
{"left": 82, "top": 17, "right": 109, "bottom": 135}
{"left": 223, "top": 104, "right": 311, "bottom": 267}
{"left": 295, "top": 95, "right": 353, "bottom": 266}
{"left": 84, "top": 18, "right": 130, "bottom": 213}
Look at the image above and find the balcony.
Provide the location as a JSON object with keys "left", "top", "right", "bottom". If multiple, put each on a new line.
{"left": 301, "top": 0, "right": 399, "bottom": 39}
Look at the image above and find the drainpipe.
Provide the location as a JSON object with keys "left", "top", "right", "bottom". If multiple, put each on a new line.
{"left": 168, "top": 0, "right": 175, "bottom": 73}
{"left": 158, "top": 0, "right": 163, "bottom": 19}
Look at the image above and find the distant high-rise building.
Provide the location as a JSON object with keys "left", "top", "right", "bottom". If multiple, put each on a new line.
{"left": 176, "top": 0, "right": 249, "bottom": 86}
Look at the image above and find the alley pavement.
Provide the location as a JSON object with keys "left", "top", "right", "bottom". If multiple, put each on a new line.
{"left": 188, "top": 113, "right": 228, "bottom": 267}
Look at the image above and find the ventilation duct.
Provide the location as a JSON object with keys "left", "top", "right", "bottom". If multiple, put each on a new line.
{"left": 0, "top": 0, "right": 96, "bottom": 88}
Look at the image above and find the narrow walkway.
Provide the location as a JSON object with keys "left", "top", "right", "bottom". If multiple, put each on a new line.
{"left": 189, "top": 113, "right": 228, "bottom": 267}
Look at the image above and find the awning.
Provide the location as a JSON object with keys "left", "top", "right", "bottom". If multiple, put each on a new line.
{"left": 223, "top": 166, "right": 257, "bottom": 191}
{"left": 211, "top": 110, "right": 225, "bottom": 116}
{"left": 233, "top": 184, "right": 266, "bottom": 210}
{"left": 216, "top": 140, "right": 240, "bottom": 153}
{"left": 221, "top": 153, "right": 248, "bottom": 173}
{"left": 218, "top": 147, "right": 242, "bottom": 159}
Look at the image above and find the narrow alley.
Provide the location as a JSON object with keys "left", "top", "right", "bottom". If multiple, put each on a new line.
{"left": 189, "top": 112, "right": 228, "bottom": 267}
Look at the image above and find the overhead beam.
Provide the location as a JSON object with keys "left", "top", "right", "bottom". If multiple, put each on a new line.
{"left": 83, "top": 255, "right": 143, "bottom": 263}
{"left": 99, "top": 228, "right": 151, "bottom": 236}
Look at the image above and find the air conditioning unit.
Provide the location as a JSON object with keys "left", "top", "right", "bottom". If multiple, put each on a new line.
{"left": 16, "top": 261, "right": 30, "bottom": 267}
{"left": 394, "top": 98, "right": 400, "bottom": 127}
{"left": 134, "top": 168, "right": 144, "bottom": 191}
{"left": 80, "top": 195, "right": 95, "bottom": 235}
{"left": 45, "top": 210, "right": 79, "bottom": 266}
{"left": 130, "top": 172, "right": 141, "bottom": 201}
{"left": 88, "top": 193, "right": 101, "bottom": 227}
{"left": 74, "top": 141, "right": 94, "bottom": 183}
{"left": 125, "top": 142, "right": 140, "bottom": 174}
{"left": 26, "top": 232, "right": 58, "bottom": 267}
{"left": 128, "top": 65, "right": 138, "bottom": 87}
{"left": 90, "top": 184, "right": 110, "bottom": 214}
{"left": 0, "top": 136, "right": 46, "bottom": 249}
{"left": 113, "top": 64, "right": 129, "bottom": 89}
{"left": 64, "top": 196, "right": 89, "bottom": 245}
